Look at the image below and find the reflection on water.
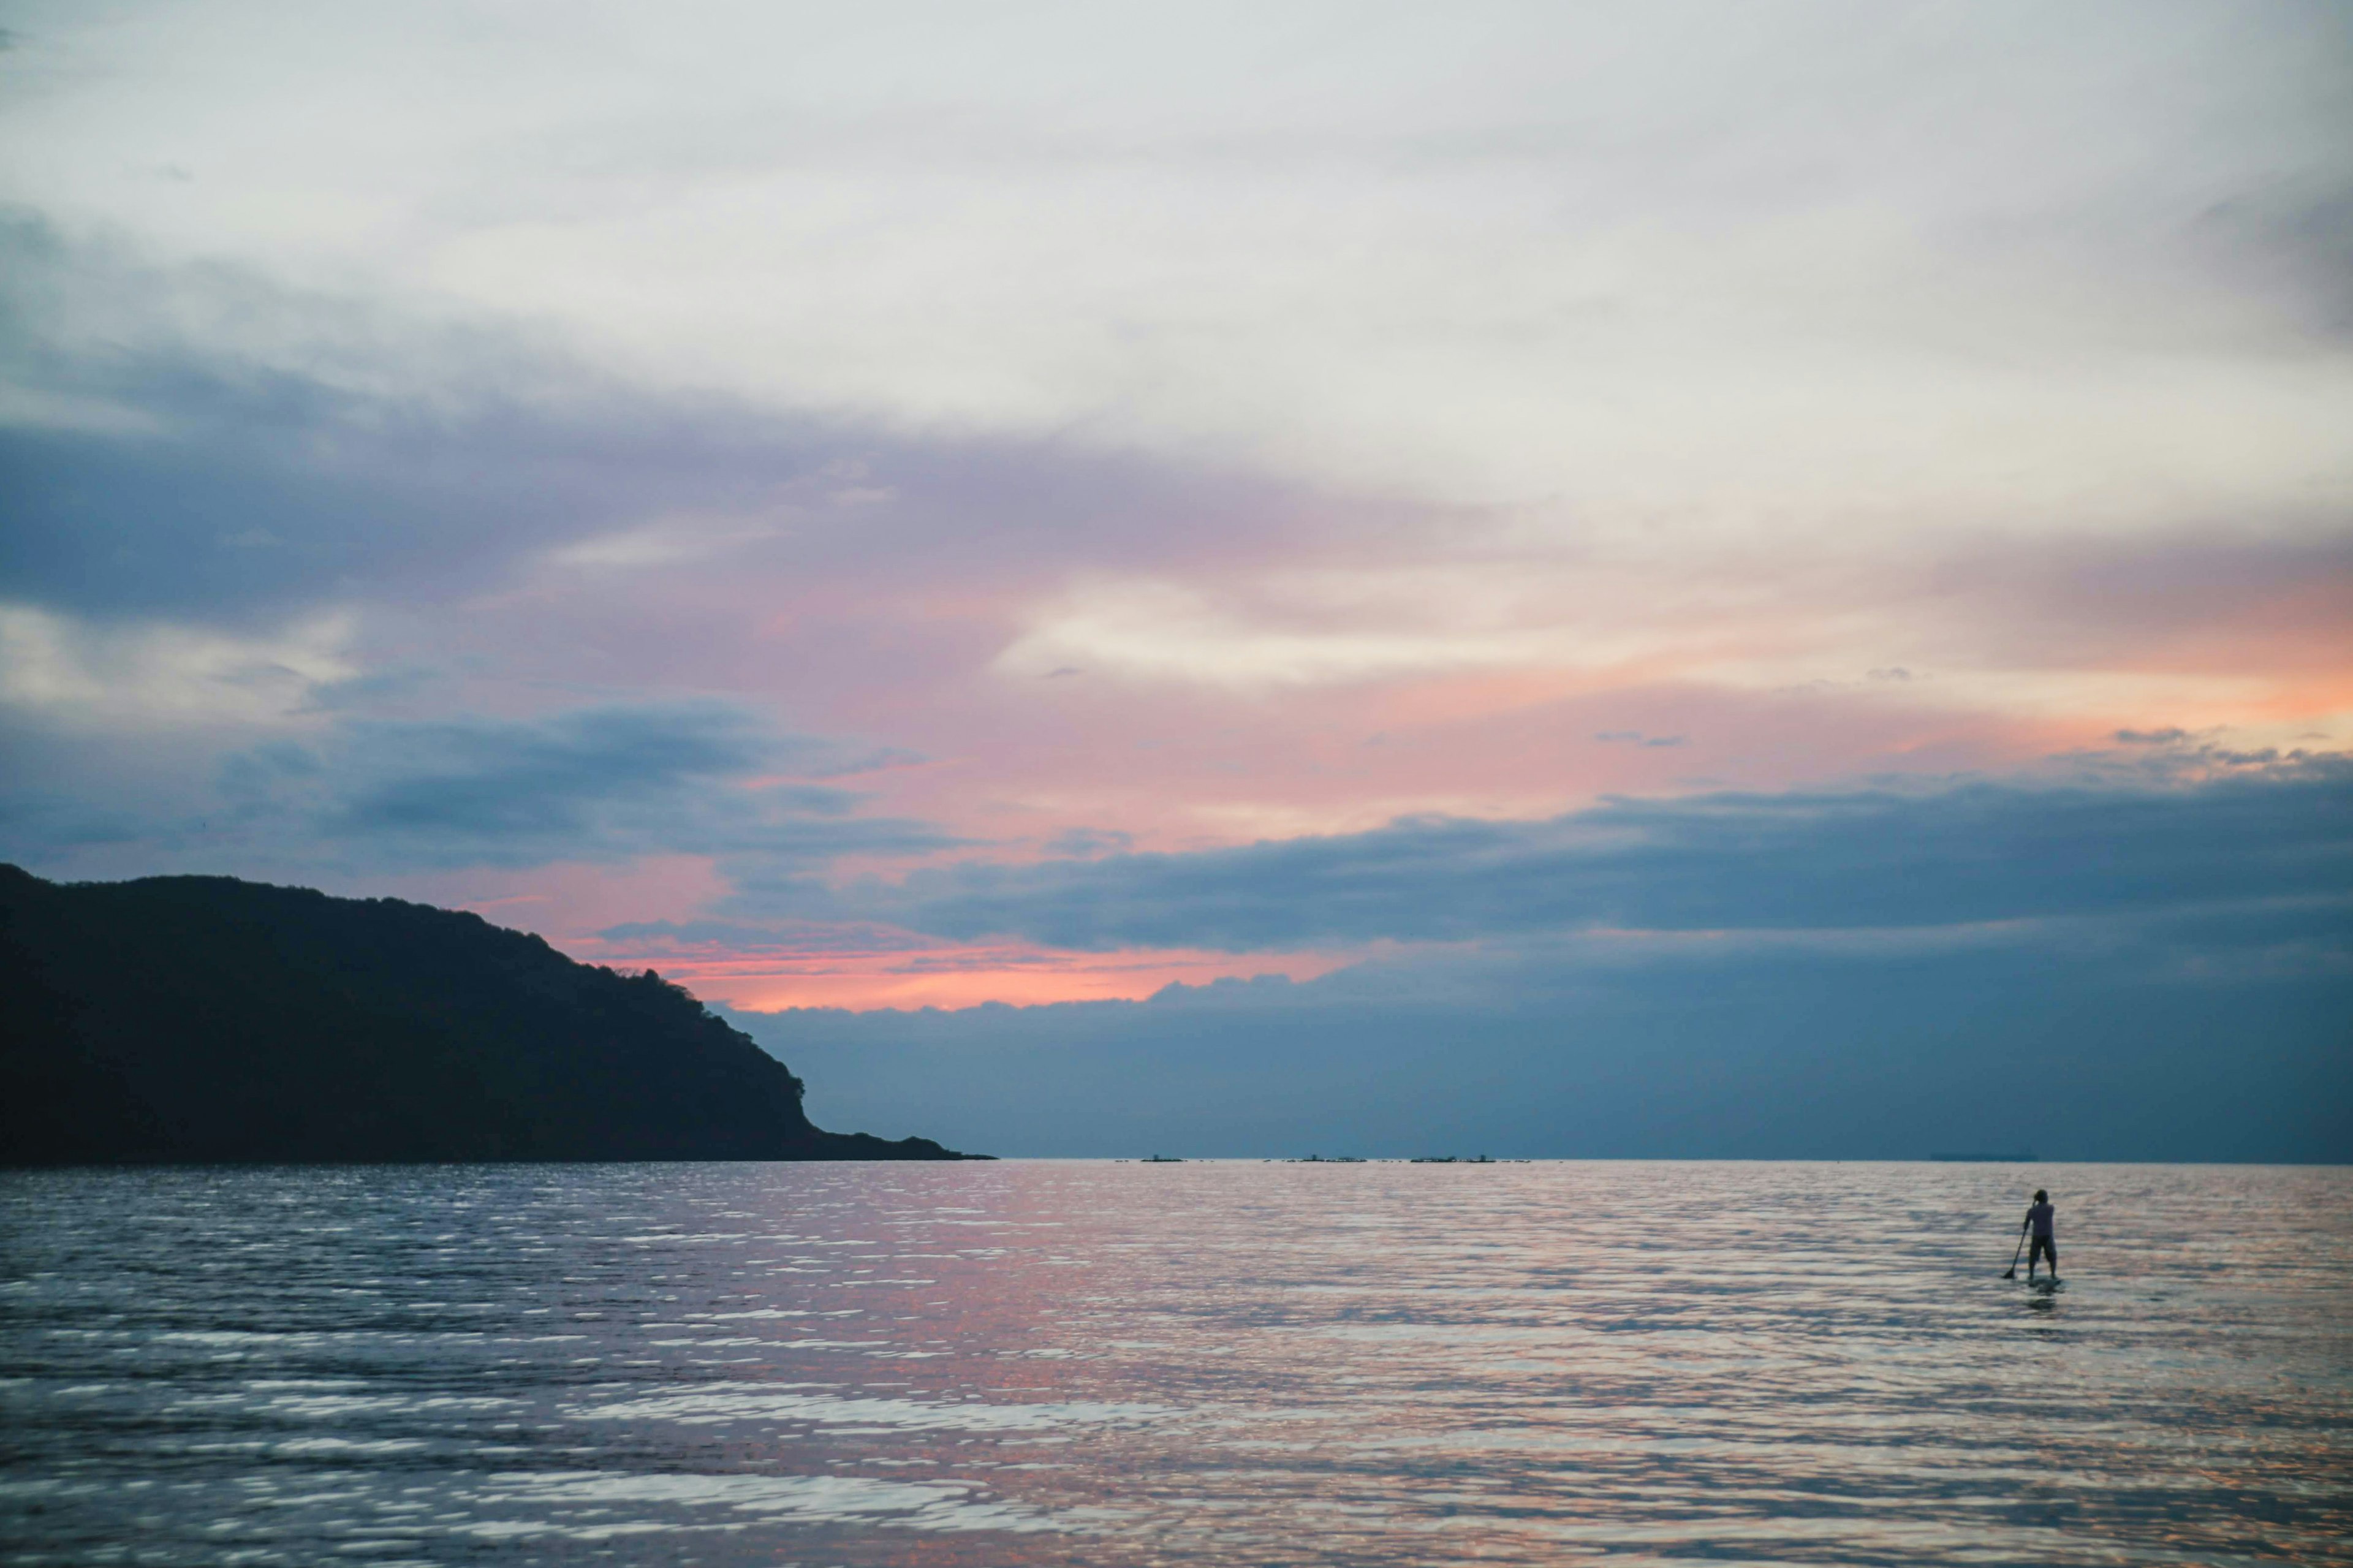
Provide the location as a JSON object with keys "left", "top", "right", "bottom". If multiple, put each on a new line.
{"left": 4, "top": 1161, "right": 2349, "bottom": 1566}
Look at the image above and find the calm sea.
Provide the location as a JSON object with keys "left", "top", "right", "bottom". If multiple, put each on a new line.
{"left": 3, "top": 1161, "right": 2348, "bottom": 1566}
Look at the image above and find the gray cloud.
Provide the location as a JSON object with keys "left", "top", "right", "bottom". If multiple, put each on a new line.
{"left": 0, "top": 697, "right": 955, "bottom": 881}
{"left": 597, "top": 918, "right": 937, "bottom": 956}
{"left": 4, "top": 211, "right": 2343, "bottom": 737}
{"left": 192, "top": 703, "right": 957, "bottom": 873}
{"left": 2189, "top": 176, "right": 2353, "bottom": 339}
{"left": 736, "top": 890, "right": 2352, "bottom": 1161}
{"left": 1043, "top": 827, "right": 1135, "bottom": 858}
{"left": 0, "top": 213, "right": 1400, "bottom": 630}
{"left": 822, "top": 757, "right": 2353, "bottom": 951}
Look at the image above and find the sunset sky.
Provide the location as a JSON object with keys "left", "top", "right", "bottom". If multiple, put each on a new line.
{"left": 3, "top": 2, "right": 2347, "bottom": 1153}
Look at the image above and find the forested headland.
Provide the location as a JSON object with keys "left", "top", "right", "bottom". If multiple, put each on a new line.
{"left": 0, "top": 865, "right": 976, "bottom": 1164}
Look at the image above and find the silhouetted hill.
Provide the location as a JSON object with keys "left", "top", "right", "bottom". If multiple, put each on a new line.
{"left": 0, "top": 865, "right": 978, "bottom": 1164}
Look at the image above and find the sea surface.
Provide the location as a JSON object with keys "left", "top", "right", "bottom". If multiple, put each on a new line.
{"left": 3, "top": 1161, "right": 2349, "bottom": 1566}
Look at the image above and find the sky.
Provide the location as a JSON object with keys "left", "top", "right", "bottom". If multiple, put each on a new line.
{"left": 2, "top": 1, "right": 2348, "bottom": 1156}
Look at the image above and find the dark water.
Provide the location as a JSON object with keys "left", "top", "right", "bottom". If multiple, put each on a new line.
{"left": 3, "top": 1161, "right": 2348, "bottom": 1566}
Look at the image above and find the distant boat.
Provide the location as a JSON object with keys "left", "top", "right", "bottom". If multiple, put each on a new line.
{"left": 1143, "top": 1155, "right": 1186, "bottom": 1163}
{"left": 1930, "top": 1151, "right": 2037, "bottom": 1162}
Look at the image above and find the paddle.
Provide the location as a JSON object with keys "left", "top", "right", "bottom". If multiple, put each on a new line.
{"left": 2002, "top": 1225, "right": 2026, "bottom": 1280}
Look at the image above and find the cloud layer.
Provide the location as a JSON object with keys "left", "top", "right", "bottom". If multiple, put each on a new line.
{"left": 1, "top": 4, "right": 2347, "bottom": 1151}
{"left": 9, "top": 2, "right": 2349, "bottom": 520}
{"left": 738, "top": 890, "right": 2351, "bottom": 1160}
{"left": 836, "top": 757, "right": 2353, "bottom": 950}
{"left": 235, "top": 705, "right": 948, "bottom": 870}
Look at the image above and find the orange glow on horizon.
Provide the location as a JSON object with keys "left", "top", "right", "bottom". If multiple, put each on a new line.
{"left": 575, "top": 934, "right": 1354, "bottom": 1013}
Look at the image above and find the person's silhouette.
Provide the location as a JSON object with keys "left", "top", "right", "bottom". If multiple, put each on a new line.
{"left": 2021, "top": 1189, "right": 2058, "bottom": 1279}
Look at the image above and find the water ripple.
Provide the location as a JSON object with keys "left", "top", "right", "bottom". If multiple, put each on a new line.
{"left": 3, "top": 1161, "right": 2348, "bottom": 1566}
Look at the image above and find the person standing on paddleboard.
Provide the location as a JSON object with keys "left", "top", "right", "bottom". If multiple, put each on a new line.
{"left": 2021, "top": 1189, "right": 2058, "bottom": 1279}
